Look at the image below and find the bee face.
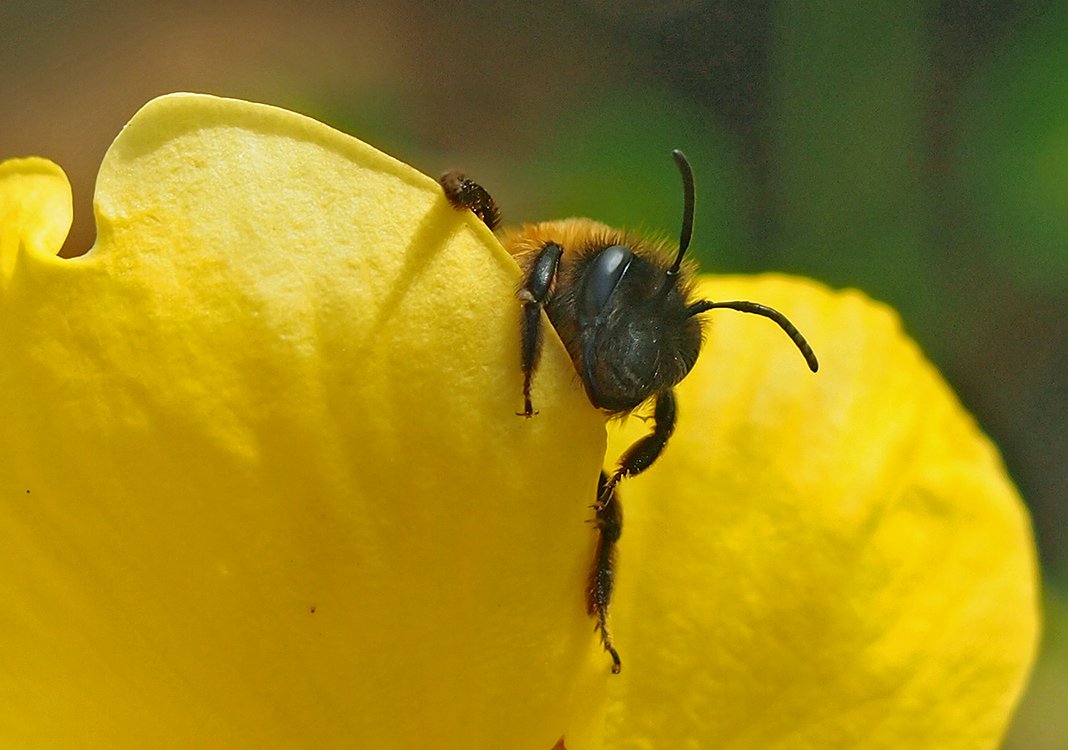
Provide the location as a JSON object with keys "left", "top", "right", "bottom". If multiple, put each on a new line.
{"left": 556, "top": 241, "right": 703, "bottom": 413}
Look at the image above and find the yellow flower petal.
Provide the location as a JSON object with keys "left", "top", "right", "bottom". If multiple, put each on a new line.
{"left": 0, "top": 94, "right": 609, "bottom": 748}
{"left": 603, "top": 275, "right": 1039, "bottom": 749}
{"left": 0, "top": 157, "right": 72, "bottom": 278}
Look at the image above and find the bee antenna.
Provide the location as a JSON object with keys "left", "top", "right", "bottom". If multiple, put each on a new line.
{"left": 687, "top": 299, "right": 820, "bottom": 373}
{"left": 667, "top": 149, "right": 694, "bottom": 278}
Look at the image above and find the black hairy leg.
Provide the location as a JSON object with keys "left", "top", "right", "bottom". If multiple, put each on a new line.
{"left": 439, "top": 170, "right": 501, "bottom": 231}
{"left": 598, "top": 389, "right": 677, "bottom": 509}
{"left": 588, "top": 471, "right": 623, "bottom": 673}
{"left": 515, "top": 243, "right": 563, "bottom": 417}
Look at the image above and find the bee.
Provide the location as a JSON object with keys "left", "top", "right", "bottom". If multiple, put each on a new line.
{"left": 441, "top": 151, "right": 818, "bottom": 673}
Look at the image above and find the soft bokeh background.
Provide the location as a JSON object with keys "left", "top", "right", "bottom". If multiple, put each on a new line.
{"left": 2, "top": 1, "right": 1063, "bottom": 746}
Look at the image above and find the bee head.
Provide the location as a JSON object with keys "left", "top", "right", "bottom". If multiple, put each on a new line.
{"left": 560, "top": 150, "right": 818, "bottom": 414}
{"left": 575, "top": 243, "right": 703, "bottom": 412}
{"left": 569, "top": 151, "right": 702, "bottom": 413}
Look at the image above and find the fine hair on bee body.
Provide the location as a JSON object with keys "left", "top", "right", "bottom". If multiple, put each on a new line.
{"left": 440, "top": 152, "right": 818, "bottom": 674}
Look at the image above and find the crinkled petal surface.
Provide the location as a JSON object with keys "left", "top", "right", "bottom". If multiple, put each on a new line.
{"left": 0, "top": 94, "right": 609, "bottom": 749}
{"left": 603, "top": 276, "right": 1040, "bottom": 749}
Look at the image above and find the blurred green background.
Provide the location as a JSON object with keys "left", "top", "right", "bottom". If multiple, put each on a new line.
{"left": 2, "top": 1, "right": 1064, "bottom": 745}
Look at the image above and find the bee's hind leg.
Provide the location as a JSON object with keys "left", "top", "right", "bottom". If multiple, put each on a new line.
{"left": 439, "top": 170, "right": 501, "bottom": 230}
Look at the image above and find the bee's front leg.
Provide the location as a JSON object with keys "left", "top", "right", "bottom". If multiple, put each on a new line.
{"left": 515, "top": 243, "right": 563, "bottom": 417}
{"left": 599, "top": 389, "right": 677, "bottom": 508}
{"left": 588, "top": 470, "right": 623, "bottom": 673}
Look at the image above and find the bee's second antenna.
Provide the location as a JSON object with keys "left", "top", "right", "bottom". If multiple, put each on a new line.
{"left": 668, "top": 149, "right": 695, "bottom": 277}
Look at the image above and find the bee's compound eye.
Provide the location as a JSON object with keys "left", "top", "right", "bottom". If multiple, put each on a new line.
{"left": 581, "top": 245, "right": 634, "bottom": 325}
